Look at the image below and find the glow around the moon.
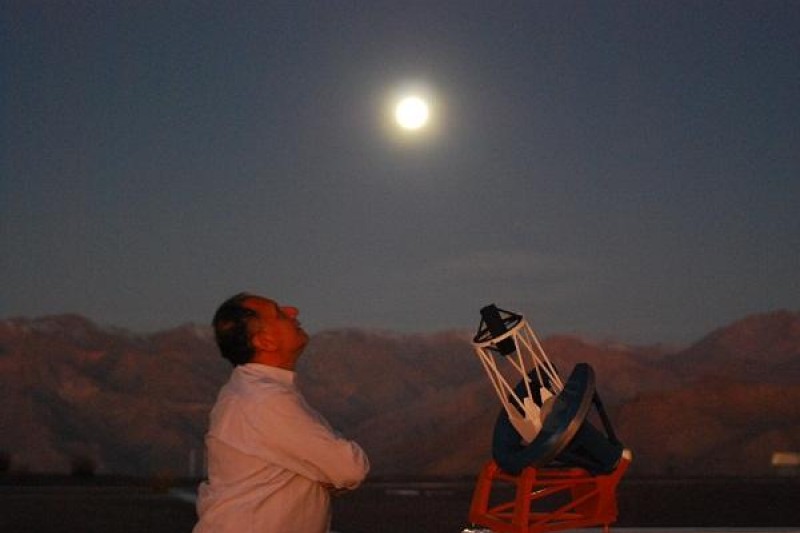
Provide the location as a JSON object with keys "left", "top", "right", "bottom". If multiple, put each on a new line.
{"left": 394, "top": 96, "right": 430, "bottom": 130}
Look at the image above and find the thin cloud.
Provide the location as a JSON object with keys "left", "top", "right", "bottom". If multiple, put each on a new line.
{"left": 432, "top": 249, "right": 582, "bottom": 282}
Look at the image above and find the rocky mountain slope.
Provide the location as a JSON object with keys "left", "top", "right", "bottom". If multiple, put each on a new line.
{"left": 1, "top": 311, "right": 798, "bottom": 478}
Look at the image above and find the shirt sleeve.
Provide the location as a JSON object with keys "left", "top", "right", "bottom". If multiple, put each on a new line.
{"left": 238, "top": 386, "right": 370, "bottom": 489}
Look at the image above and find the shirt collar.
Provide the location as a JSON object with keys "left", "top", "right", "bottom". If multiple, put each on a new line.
{"left": 239, "top": 362, "right": 297, "bottom": 386}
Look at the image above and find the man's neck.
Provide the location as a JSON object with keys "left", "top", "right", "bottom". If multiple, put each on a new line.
{"left": 249, "top": 351, "right": 297, "bottom": 371}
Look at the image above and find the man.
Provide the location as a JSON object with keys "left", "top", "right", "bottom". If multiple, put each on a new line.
{"left": 194, "top": 292, "right": 370, "bottom": 533}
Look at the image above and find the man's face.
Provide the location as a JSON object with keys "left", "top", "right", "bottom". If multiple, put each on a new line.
{"left": 245, "top": 297, "right": 309, "bottom": 357}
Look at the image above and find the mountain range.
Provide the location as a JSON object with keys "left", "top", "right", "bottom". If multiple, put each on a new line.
{"left": 1, "top": 310, "right": 798, "bottom": 478}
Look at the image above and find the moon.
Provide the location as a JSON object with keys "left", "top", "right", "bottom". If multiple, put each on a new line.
{"left": 394, "top": 96, "right": 430, "bottom": 130}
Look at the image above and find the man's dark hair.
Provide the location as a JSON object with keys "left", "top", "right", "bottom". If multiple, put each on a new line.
{"left": 213, "top": 292, "right": 259, "bottom": 366}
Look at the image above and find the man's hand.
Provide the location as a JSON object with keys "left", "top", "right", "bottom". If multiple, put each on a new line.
{"left": 321, "top": 482, "right": 350, "bottom": 496}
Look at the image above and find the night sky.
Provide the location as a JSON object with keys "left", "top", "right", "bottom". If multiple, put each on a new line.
{"left": 2, "top": 2, "right": 798, "bottom": 344}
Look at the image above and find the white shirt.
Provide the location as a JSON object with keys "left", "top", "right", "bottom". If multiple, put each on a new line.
{"left": 193, "top": 364, "right": 369, "bottom": 533}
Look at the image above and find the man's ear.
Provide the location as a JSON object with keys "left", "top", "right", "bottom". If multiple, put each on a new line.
{"left": 251, "top": 329, "right": 277, "bottom": 352}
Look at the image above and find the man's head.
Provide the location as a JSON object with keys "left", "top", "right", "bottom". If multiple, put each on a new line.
{"left": 213, "top": 292, "right": 308, "bottom": 368}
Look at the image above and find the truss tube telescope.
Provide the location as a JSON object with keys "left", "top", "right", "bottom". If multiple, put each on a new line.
{"left": 469, "top": 304, "right": 630, "bottom": 533}
{"left": 472, "top": 304, "right": 563, "bottom": 443}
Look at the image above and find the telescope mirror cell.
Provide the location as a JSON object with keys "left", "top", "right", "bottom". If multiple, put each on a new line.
{"left": 493, "top": 363, "right": 612, "bottom": 474}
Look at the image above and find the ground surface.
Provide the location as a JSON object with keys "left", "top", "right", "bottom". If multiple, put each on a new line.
{"left": 1, "top": 477, "right": 798, "bottom": 533}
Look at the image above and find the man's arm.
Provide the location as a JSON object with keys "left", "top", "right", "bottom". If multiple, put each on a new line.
{"left": 244, "top": 387, "right": 370, "bottom": 488}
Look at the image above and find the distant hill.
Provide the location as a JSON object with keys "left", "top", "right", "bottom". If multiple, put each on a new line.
{"left": 0, "top": 311, "right": 798, "bottom": 478}
{"left": 668, "top": 310, "right": 800, "bottom": 384}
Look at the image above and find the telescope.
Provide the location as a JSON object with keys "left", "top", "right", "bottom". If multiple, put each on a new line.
{"left": 468, "top": 304, "right": 632, "bottom": 533}
{"left": 472, "top": 304, "right": 624, "bottom": 473}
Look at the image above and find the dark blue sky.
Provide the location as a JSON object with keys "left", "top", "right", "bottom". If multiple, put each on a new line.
{"left": 2, "top": 1, "right": 798, "bottom": 344}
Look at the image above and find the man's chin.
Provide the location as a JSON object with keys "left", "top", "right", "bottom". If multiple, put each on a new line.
{"left": 298, "top": 330, "right": 310, "bottom": 346}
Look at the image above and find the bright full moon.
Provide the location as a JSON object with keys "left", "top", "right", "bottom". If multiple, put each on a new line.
{"left": 394, "top": 96, "right": 430, "bottom": 130}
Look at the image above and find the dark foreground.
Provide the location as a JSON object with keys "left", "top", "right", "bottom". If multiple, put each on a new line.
{"left": 1, "top": 476, "right": 798, "bottom": 533}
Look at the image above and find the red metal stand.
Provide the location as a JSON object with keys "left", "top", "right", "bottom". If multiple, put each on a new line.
{"left": 469, "top": 451, "right": 631, "bottom": 533}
